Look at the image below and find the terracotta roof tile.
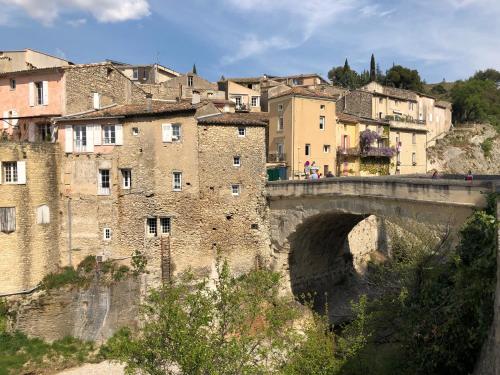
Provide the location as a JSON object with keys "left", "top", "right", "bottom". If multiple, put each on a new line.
{"left": 197, "top": 112, "right": 269, "bottom": 126}
{"left": 271, "top": 86, "right": 339, "bottom": 100}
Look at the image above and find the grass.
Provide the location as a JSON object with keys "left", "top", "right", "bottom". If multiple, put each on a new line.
{"left": 0, "top": 331, "right": 96, "bottom": 375}
{"left": 40, "top": 266, "right": 83, "bottom": 290}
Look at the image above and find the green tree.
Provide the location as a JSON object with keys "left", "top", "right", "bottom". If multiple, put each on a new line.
{"left": 472, "top": 68, "right": 500, "bottom": 83}
{"left": 107, "top": 259, "right": 300, "bottom": 374}
{"left": 328, "top": 59, "right": 362, "bottom": 89}
{"left": 430, "top": 83, "right": 447, "bottom": 96}
{"left": 369, "top": 54, "right": 376, "bottom": 82}
{"left": 385, "top": 65, "right": 424, "bottom": 91}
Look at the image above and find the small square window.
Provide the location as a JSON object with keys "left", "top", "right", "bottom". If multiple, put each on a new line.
{"left": 231, "top": 184, "right": 240, "bottom": 196}
{"left": 319, "top": 116, "right": 325, "bottom": 130}
{"left": 233, "top": 156, "right": 241, "bottom": 167}
{"left": 147, "top": 217, "right": 157, "bottom": 237}
{"left": 103, "top": 228, "right": 112, "bottom": 241}
{"left": 187, "top": 75, "right": 194, "bottom": 87}
{"left": 9, "top": 79, "right": 16, "bottom": 90}
{"left": 251, "top": 96, "right": 259, "bottom": 107}
{"left": 323, "top": 145, "right": 331, "bottom": 153}
{"left": 238, "top": 127, "right": 246, "bottom": 137}
{"left": 320, "top": 104, "right": 325, "bottom": 110}
{"left": 173, "top": 172, "right": 182, "bottom": 191}
{"left": 132, "top": 127, "right": 139, "bottom": 136}
{"left": 305, "top": 144, "right": 310, "bottom": 156}
{"left": 278, "top": 104, "right": 283, "bottom": 112}
{"left": 160, "top": 217, "right": 171, "bottom": 234}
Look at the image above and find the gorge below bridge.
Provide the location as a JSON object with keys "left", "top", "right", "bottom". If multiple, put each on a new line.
{"left": 267, "top": 176, "right": 499, "bottom": 321}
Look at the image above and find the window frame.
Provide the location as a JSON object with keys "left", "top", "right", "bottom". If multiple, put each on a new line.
{"left": 278, "top": 116, "right": 284, "bottom": 131}
{"left": 103, "top": 125, "right": 116, "bottom": 145}
{"left": 0, "top": 207, "right": 16, "bottom": 233}
{"left": 187, "top": 75, "right": 194, "bottom": 87}
{"left": 98, "top": 169, "right": 111, "bottom": 195}
{"left": 9, "top": 79, "right": 16, "bottom": 90}
{"left": 251, "top": 96, "right": 259, "bottom": 107}
{"left": 323, "top": 144, "right": 331, "bottom": 153}
{"left": 305, "top": 144, "right": 311, "bottom": 156}
{"left": 278, "top": 104, "right": 283, "bottom": 112}
{"left": 146, "top": 217, "right": 157, "bottom": 237}
{"left": 74, "top": 125, "right": 88, "bottom": 152}
{"left": 103, "top": 227, "right": 112, "bottom": 241}
{"left": 121, "top": 169, "right": 132, "bottom": 189}
{"left": 238, "top": 127, "right": 246, "bottom": 137}
{"left": 3, "top": 162, "right": 18, "bottom": 184}
{"left": 172, "top": 171, "right": 182, "bottom": 191}
{"left": 233, "top": 156, "right": 241, "bottom": 167}
{"left": 412, "top": 133, "right": 416, "bottom": 144}
{"left": 132, "top": 68, "right": 139, "bottom": 80}
{"left": 319, "top": 116, "right": 325, "bottom": 130}
{"left": 160, "top": 217, "right": 171, "bottom": 235}
{"left": 231, "top": 184, "right": 241, "bottom": 196}
{"left": 35, "top": 81, "right": 44, "bottom": 105}
{"left": 171, "top": 124, "right": 181, "bottom": 142}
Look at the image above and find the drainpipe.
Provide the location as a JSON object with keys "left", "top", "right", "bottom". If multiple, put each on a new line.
{"left": 67, "top": 197, "right": 72, "bottom": 266}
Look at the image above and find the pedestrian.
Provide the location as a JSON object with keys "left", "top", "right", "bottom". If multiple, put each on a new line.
{"left": 310, "top": 170, "right": 319, "bottom": 180}
{"left": 326, "top": 171, "right": 334, "bottom": 178}
{"left": 304, "top": 161, "right": 311, "bottom": 180}
{"left": 465, "top": 170, "right": 473, "bottom": 181}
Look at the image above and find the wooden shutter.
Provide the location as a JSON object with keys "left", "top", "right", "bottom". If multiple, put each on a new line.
{"left": 162, "top": 123, "right": 172, "bottom": 143}
{"left": 42, "top": 81, "right": 49, "bottom": 105}
{"left": 37, "top": 205, "right": 50, "bottom": 224}
{"left": 115, "top": 124, "right": 123, "bottom": 145}
{"left": 17, "top": 161, "right": 26, "bottom": 184}
{"left": 29, "top": 82, "right": 35, "bottom": 107}
{"left": 28, "top": 124, "right": 36, "bottom": 142}
{"left": 10, "top": 110, "right": 18, "bottom": 127}
{"left": 64, "top": 125, "right": 73, "bottom": 153}
{"left": 85, "top": 125, "right": 94, "bottom": 152}
{"left": 93, "top": 125, "right": 102, "bottom": 145}
{"left": 93, "top": 93, "right": 100, "bottom": 110}
{"left": 50, "top": 125, "right": 57, "bottom": 143}
{"left": 0, "top": 207, "right": 16, "bottom": 233}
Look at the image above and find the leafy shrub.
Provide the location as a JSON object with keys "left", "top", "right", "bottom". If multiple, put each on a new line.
{"left": 40, "top": 266, "right": 83, "bottom": 290}
{"left": 481, "top": 137, "right": 494, "bottom": 157}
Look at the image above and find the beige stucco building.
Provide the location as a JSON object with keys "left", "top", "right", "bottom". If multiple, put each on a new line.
{"left": 112, "top": 63, "right": 180, "bottom": 84}
{"left": 268, "top": 87, "right": 338, "bottom": 179}
{"left": 0, "top": 49, "right": 73, "bottom": 73}
{"left": 218, "top": 80, "right": 261, "bottom": 112}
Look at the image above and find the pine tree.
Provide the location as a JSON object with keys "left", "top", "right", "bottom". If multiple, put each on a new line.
{"left": 343, "top": 58, "right": 350, "bottom": 71}
{"left": 370, "top": 54, "right": 376, "bottom": 82}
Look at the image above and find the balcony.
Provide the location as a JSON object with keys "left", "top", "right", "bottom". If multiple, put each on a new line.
{"left": 361, "top": 146, "right": 395, "bottom": 158}
{"left": 336, "top": 146, "right": 360, "bottom": 156}
{"left": 385, "top": 115, "right": 427, "bottom": 131}
{"left": 267, "top": 152, "right": 286, "bottom": 163}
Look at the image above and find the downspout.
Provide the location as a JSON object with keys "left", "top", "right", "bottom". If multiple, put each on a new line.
{"left": 67, "top": 197, "right": 72, "bottom": 266}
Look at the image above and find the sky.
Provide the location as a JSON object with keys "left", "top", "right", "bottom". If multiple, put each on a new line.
{"left": 0, "top": 0, "right": 499, "bottom": 83}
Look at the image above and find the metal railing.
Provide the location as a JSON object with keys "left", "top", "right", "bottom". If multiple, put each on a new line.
{"left": 336, "top": 146, "right": 360, "bottom": 156}
{"left": 267, "top": 152, "right": 286, "bottom": 163}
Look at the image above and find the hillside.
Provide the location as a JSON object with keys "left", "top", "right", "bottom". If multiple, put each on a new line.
{"left": 427, "top": 123, "right": 500, "bottom": 174}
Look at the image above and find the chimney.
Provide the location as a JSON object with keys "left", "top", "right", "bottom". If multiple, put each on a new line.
{"left": 146, "top": 93, "right": 153, "bottom": 112}
{"left": 192, "top": 92, "right": 201, "bottom": 105}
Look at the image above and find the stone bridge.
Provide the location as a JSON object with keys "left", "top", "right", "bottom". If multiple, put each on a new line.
{"left": 266, "top": 177, "right": 498, "bottom": 321}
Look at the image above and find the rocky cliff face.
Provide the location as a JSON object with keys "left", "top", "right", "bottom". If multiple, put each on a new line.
{"left": 427, "top": 124, "right": 500, "bottom": 174}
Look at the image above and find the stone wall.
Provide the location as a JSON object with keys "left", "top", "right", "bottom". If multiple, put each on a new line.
{"left": 0, "top": 143, "right": 61, "bottom": 293}
{"left": 197, "top": 123, "right": 270, "bottom": 275}
{"left": 343, "top": 90, "right": 373, "bottom": 118}
{"left": 10, "top": 277, "right": 140, "bottom": 343}
{"left": 64, "top": 64, "right": 147, "bottom": 114}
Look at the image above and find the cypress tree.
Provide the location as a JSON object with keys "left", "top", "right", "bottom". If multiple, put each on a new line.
{"left": 192, "top": 64, "right": 197, "bottom": 75}
{"left": 370, "top": 54, "right": 376, "bottom": 82}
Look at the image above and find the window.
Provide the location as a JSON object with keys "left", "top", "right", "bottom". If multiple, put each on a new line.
{"left": 132, "top": 68, "right": 138, "bottom": 80}
{"left": 147, "top": 217, "right": 157, "bottom": 236}
{"left": 251, "top": 96, "right": 259, "bottom": 107}
{"left": 74, "top": 125, "right": 87, "bottom": 152}
{"left": 172, "top": 172, "right": 182, "bottom": 191}
{"left": 160, "top": 217, "right": 171, "bottom": 234}
{"left": 35, "top": 82, "right": 44, "bottom": 105}
{"left": 409, "top": 102, "right": 414, "bottom": 110}
{"left": 132, "top": 127, "right": 139, "bottom": 136}
{"left": 98, "top": 169, "right": 110, "bottom": 195}
{"left": 277, "top": 143, "right": 284, "bottom": 158}
{"left": 36, "top": 205, "right": 50, "bottom": 224}
{"left": 412, "top": 152, "right": 417, "bottom": 165}
{"left": 323, "top": 145, "right": 331, "bottom": 153}
{"left": 3, "top": 162, "right": 17, "bottom": 183}
{"left": 238, "top": 127, "right": 246, "bottom": 137}
{"left": 319, "top": 116, "right": 325, "bottom": 130}
{"left": 103, "top": 125, "right": 116, "bottom": 144}
{"left": 103, "top": 228, "right": 112, "bottom": 240}
{"left": 278, "top": 104, "right": 283, "bottom": 112}
{"left": 0, "top": 207, "right": 16, "bottom": 233}
{"left": 412, "top": 133, "right": 416, "bottom": 144}
{"left": 9, "top": 79, "right": 16, "bottom": 90}
{"left": 320, "top": 104, "right": 325, "bottom": 110}
{"left": 121, "top": 169, "right": 131, "bottom": 189}
{"left": 231, "top": 184, "right": 240, "bottom": 196}
{"left": 38, "top": 124, "right": 51, "bottom": 142}
{"left": 207, "top": 92, "right": 213, "bottom": 98}
{"left": 305, "top": 144, "right": 311, "bottom": 156}
{"left": 379, "top": 97, "right": 383, "bottom": 104}
{"left": 278, "top": 116, "right": 284, "bottom": 131}
{"left": 233, "top": 156, "right": 241, "bottom": 167}
{"left": 234, "top": 96, "right": 242, "bottom": 107}
{"left": 93, "top": 93, "right": 101, "bottom": 110}
{"left": 187, "top": 75, "right": 194, "bottom": 87}
{"left": 172, "top": 124, "right": 181, "bottom": 141}
{"left": 379, "top": 112, "right": 383, "bottom": 119}
{"left": 143, "top": 69, "right": 148, "bottom": 80}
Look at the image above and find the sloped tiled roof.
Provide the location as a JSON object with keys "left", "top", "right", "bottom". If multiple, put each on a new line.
{"left": 271, "top": 86, "right": 339, "bottom": 100}
{"left": 55, "top": 101, "right": 200, "bottom": 121}
{"left": 337, "top": 112, "right": 389, "bottom": 125}
{"left": 197, "top": 112, "right": 269, "bottom": 126}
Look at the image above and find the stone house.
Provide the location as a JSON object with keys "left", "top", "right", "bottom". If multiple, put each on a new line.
{"left": 0, "top": 49, "right": 73, "bottom": 73}
{"left": 150, "top": 71, "right": 224, "bottom": 101}
{"left": 112, "top": 62, "right": 180, "bottom": 84}
{"left": 0, "top": 100, "right": 269, "bottom": 294}
{"left": 0, "top": 62, "right": 148, "bottom": 142}
{"left": 268, "top": 87, "right": 338, "bottom": 179}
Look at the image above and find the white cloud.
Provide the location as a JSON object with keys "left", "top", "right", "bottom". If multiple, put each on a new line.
{"left": 0, "top": 0, "right": 150, "bottom": 25}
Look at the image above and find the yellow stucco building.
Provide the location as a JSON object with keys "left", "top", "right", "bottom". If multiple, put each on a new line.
{"left": 268, "top": 87, "right": 338, "bottom": 179}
